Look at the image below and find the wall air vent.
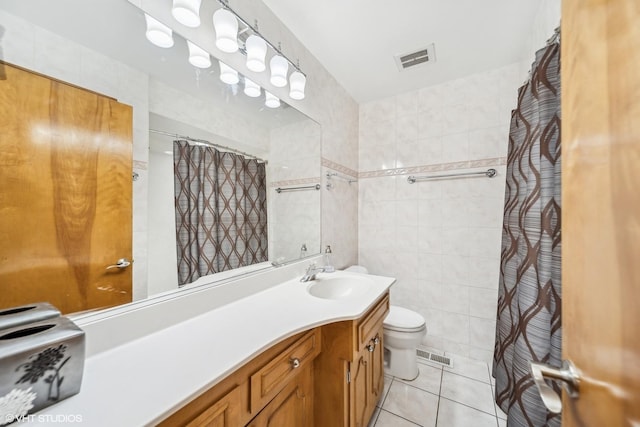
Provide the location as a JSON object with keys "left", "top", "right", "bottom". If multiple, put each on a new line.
{"left": 394, "top": 43, "right": 436, "bottom": 71}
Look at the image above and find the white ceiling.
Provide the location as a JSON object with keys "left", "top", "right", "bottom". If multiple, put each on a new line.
{"left": 262, "top": 0, "right": 541, "bottom": 103}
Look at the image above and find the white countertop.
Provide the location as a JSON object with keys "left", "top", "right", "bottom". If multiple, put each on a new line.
{"left": 28, "top": 270, "right": 394, "bottom": 426}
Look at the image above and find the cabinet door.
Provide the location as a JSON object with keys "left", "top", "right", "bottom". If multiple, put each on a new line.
{"left": 249, "top": 365, "right": 313, "bottom": 427}
{"left": 349, "top": 351, "right": 370, "bottom": 427}
{"left": 369, "top": 331, "right": 385, "bottom": 407}
{"left": 186, "top": 386, "right": 242, "bottom": 427}
{"left": 250, "top": 329, "right": 320, "bottom": 413}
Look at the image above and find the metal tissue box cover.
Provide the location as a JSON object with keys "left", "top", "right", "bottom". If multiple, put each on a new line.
{"left": 0, "top": 317, "right": 85, "bottom": 425}
{"left": 0, "top": 303, "right": 61, "bottom": 332}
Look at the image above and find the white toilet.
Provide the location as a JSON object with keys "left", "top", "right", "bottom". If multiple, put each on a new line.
{"left": 383, "top": 305, "right": 427, "bottom": 380}
{"left": 345, "top": 266, "right": 427, "bottom": 381}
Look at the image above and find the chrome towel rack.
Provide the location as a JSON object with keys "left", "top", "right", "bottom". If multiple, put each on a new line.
{"left": 407, "top": 168, "right": 497, "bottom": 184}
{"left": 275, "top": 184, "right": 321, "bottom": 193}
{"left": 326, "top": 171, "right": 357, "bottom": 184}
{"left": 326, "top": 171, "right": 357, "bottom": 190}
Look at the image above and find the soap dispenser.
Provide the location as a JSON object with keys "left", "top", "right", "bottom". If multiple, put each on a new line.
{"left": 323, "top": 245, "right": 335, "bottom": 273}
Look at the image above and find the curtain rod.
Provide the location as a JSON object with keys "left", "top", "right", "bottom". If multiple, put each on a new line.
{"left": 149, "top": 129, "right": 267, "bottom": 163}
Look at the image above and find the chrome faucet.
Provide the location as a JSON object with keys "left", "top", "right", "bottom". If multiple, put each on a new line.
{"left": 300, "top": 263, "right": 326, "bottom": 282}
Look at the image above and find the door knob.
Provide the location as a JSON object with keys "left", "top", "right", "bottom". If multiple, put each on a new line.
{"left": 106, "top": 258, "right": 132, "bottom": 270}
{"left": 530, "top": 360, "right": 580, "bottom": 414}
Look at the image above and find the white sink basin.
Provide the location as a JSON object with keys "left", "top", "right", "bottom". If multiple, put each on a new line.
{"left": 307, "top": 275, "right": 372, "bottom": 300}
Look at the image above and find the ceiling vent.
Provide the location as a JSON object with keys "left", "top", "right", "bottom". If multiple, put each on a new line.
{"left": 394, "top": 43, "right": 436, "bottom": 71}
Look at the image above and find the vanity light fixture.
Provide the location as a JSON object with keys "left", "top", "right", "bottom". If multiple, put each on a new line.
{"left": 245, "top": 35, "right": 267, "bottom": 72}
{"left": 172, "top": 0, "right": 202, "bottom": 28}
{"left": 289, "top": 71, "right": 306, "bottom": 100}
{"left": 265, "top": 91, "right": 280, "bottom": 108}
{"left": 144, "top": 14, "right": 174, "bottom": 48}
{"left": 212, "top": 0, "right": 307, "bottom": 98}
{"left": 269, "top": 55, "right": 288, "bottom": 87}
{"left": 244, "top": 78, "right": 261, "bottom": 97}
{"left": 213, "top": 8, "right": 239, "bottom": 53}
{"left": 219, "top": 60, "right": 239, "bottom": 84}
{"left": 187, "top": 41, "right": 211, "bottom": 68}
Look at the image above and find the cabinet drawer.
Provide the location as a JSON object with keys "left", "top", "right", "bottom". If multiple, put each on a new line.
{"left": 357, "top": 293, "right": 389, "bottom": 348}
{"left": 250, "top": 328, "right": 320, "bottom": 413}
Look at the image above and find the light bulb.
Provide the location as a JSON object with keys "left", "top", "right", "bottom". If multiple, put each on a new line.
{"left": 269, "top": 55, "right": 289, "bottom": 87}
{"left": 145, "top": 14, "right": 174, "bottom": 48}
{"left": 246, "top": 35, "right": 267, "bottom": 72}
{"left": 172, "top": 0, "right": 202, "bottom": 28}
{"left": 244, "top": 78, "right": 261, "bottom": 98}
{"left": 265, "top": 91, "right": 280, "bottom": 108}
{"left": 289, "top": 71, "right": 306, "bottom": 100}
{"left": 219, "top": 61, "right": 239, "bottom": 85}
{"left": 213, "top": 8, "right": 238, "bottom": 53}
{"left": 187, "top": 41, "right": 211, "bottom": 68}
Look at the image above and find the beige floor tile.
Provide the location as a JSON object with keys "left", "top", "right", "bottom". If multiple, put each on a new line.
{"left": 444, "top": 353, "right": 492, "bottom": 384}
{"left": 382, "top": 381, "right": 439, "bottom": 427}
{"left": 375, "top": 410, "right": 421, "bottom": 427}
{"left": 398, "top": 363, "right": 443, "bottom": 395}
{"left": 436, "top": 398, "right": 498, "bottom": 427}
{"left": 440, "top": 371, "right": 495, "bottom": 415}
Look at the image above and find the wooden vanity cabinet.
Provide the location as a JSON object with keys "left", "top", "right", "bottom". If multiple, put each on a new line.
{"left": 160, "top": 328, "right": 320, "bottom": 427}
{"left": 160, "top": 292, "right": 389, "bottom": 427}
{"left": 315, "top": 292, "right": 390, "bottom": 427}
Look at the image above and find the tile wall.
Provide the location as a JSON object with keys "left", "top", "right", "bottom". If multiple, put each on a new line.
{"left": 269, "top": 119, "right": 322, "bottom": 262}
{"left": 358, "top": 64, "right": 521, "bottom": 363}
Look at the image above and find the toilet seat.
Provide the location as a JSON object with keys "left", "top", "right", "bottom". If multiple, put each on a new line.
{"left": 383, "top": 306, "right": 426, "bottom": 333}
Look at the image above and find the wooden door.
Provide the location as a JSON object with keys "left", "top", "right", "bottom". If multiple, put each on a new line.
{"left": 561, "top": 0, "right": 640, "bottom": 425}
{"left": 0, "top": 63, "right": 133, "bottom": 314}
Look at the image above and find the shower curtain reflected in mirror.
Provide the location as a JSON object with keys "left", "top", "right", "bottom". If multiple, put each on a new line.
{"left": 173, "top": 140, "right": 268, "bottom": 286}
{"left": 493, "top": 37, "right": 562, "bottom": 427}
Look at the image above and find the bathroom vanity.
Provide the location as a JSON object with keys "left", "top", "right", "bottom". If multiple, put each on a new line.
{"left": 25, "top": 266, "right": 393, "bottom": 426}
{"left": 160, "top": 293, "right": 390, "bottom": 426}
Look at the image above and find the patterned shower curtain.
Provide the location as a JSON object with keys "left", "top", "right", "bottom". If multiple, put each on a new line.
{"left": 173, "top": 140, "right": 268, "bottom": 286}
{"left": 493, "top": 39, "right": 562, "bottom": 426}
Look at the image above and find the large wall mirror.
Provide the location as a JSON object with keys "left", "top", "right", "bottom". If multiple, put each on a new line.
{"left": 0, "top": 0, "right": 321, "bottom": 314}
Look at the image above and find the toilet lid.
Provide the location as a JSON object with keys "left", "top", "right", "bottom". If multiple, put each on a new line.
{"left": 383, "top": 306, "right": 426, "bottom": 330}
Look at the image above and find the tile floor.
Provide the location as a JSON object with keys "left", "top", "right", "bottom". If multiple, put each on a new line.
{"left": 369, "top": 351, "right": 508, "bottom": 427}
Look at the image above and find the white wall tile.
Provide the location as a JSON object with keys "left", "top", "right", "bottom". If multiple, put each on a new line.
{"left": 469, "top": 288, "right": 499, "bottom": 319}
{"left": 470, "top": 317, "right": 497, "bottom": 350}
{"left": 396, "top": 114, "right": 418, "bottom": 143}
{"left": 418, "top": 254, "right": 442, "bottom": 282}
{"left": 418, "top": 108, "right": 446, "bottom": 138}
{"left": 396, "top": 91, "right": 418, "bottom": 118}
{"left": 418, "top": 136, "right": 444, "bottom": 165}
{"left": 395, "top": 175, "right": 419, "bottom": 201}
